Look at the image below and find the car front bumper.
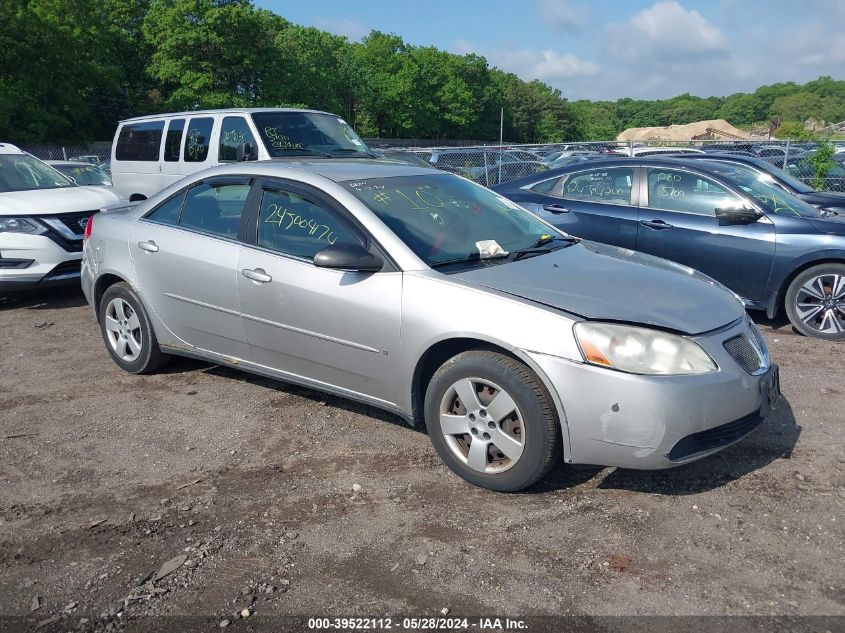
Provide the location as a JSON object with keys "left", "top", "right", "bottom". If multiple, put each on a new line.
{"left": 0, "top": 232, "right": 82, "bottom": 292}
{"left": 525, "top": 319, "right": 780, "bottom": 470}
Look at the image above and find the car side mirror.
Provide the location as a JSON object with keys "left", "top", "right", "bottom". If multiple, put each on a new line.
{"left": 313, "top": 242, "right": 383, "bottom": 273}
{"left": 236, "top": 142, "right": 257, "bottom": 162}
{"left": 715, "top": 207, "right": 763, "bottom": 226}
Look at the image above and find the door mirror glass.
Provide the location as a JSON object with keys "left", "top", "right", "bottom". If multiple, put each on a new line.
{"left": 236, "top": 142, "right": 257, "bottom": 162}
{"left": 715, "top": 207, "right": 762, "bottom": 226}
{"left": 313, "top": 243, "right": 383, "bottom": 272}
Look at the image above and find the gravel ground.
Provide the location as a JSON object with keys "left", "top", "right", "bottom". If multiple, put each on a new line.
{"left": 0, "top": 287, "right": 842, "bottom": 632}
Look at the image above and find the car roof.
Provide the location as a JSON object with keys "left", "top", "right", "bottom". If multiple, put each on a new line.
{"left": 661, "top": 152, "right": 774, "bottom": 168}
{"left": 190, "top": 158, "right": 437, "bottom": 183}
{"left": 119, "top": 108, "right": 333, "bottom": 124}
{"left": 0, "top": 142, "right": 24, "bottom": 155}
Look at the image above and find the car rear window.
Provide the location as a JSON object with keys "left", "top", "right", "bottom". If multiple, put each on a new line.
{"left": 115, "top": 121, "right": 164, "bottom": 161}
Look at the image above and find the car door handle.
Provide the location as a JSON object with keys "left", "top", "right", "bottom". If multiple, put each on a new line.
{"left": 137, "top": 240, "right": 159, "bottom": 252}
{"left": 543, "top": 203, "right": 570, "bottom": 214}
{"left": 640, "top": 219, "right": 673, "bottom": 230}
{"left": 241, "top": 268, "right": 272, "bottom": 283}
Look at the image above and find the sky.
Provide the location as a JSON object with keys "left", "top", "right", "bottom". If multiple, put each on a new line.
{"left": 256, "top": 0, "right": 845, "bottom": 102}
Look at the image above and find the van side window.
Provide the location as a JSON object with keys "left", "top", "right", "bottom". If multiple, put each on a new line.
{"left": 184, "top": 117, "right": 214, "bottom": 163}
{"left": 115, "top": 121, "right": 164, "bottom": 161}
{"left": 219, "top": 117, "right": 256, "bottom": 161}
{"left": 163, "top": 119, "right": 185, "bottom": 162}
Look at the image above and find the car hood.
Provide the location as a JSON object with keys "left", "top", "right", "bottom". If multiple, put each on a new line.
{"left": 0, "top": 186, "right": 121, "bottom": 215}
{"left": 800, "top": 190, "right": 845, "bottom": 209}
{"left": 453, "top": 241, "right": 744, "bottom": 335}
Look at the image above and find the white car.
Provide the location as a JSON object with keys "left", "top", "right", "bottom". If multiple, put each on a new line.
{"left": 0, "top": 143, "right": 121, "bottom": 292}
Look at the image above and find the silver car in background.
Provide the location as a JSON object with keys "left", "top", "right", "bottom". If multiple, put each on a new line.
{"left": 81, "top": 159, "right": 780, "bottom": 491}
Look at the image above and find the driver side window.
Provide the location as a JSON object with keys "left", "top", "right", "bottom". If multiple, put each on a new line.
{"left": 257, "top": 188, "right": 360, "bottom": 260}
{"left": 647, "top": 169, "right": 742, "bottom": 216}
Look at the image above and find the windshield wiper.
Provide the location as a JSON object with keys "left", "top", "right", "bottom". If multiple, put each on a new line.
{"left": 511, "top": 235, "right": 579, "bottom": 262}
{"left": 328, "top": 148, "right": 379, "bottom": 158}
{"left": 430, "top": 252, "right": 509, "bottom": 269}
{"left": 274, "top": 148, "right": 334, "bottom": 158}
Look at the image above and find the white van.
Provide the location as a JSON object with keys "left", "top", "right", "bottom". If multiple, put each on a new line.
{"left": 110, "top": 108, "right": 373, "bottom": 201}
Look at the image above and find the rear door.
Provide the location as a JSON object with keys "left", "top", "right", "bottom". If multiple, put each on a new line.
{"left": 508, "top": 166, "right": 639, "bottom": 249}
{"left": 636, "top": 166, "right": 776, "bottom": 302}
{"left": 236, "top": 179, "right": 402, "bottom": 405}
{"left": 129, "top": 176, "right": 255, "bottom": 359}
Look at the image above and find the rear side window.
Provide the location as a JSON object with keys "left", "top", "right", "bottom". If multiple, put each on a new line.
{"left": 147, "top": 192, "right": 185, "bottom": 225}
{"left": 184, "top": 117, "right": 214, "bottom": 163}
{"left": 115, "top": 121, "right": 164, "bottom": 161}
{"left": 219, "top": 116, "right": 256, "bottom": 161}
{"left": 180, "top": 181, "right": 251, "bottom": 238}
{"left": 257, "top": 188, "right": 359, "bottom": 260}
{"left": 562, "top": 168, "right": 634, "bottom": 205}
{"left": 163, "top": 119, "right": 185, "bottom": 162}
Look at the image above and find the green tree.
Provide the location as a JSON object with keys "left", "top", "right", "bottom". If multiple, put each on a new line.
{"left": 142, "top": 0, "right": 286, "bottom": 111}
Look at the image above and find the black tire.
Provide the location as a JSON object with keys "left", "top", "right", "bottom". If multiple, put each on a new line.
{"left": 98, "top": 282, "right": 170, "bottom": 373}
{"left": 784, "top": 264, "right": 845, "bottom": 341}
{"left": 424, "top": 350, "right": 560, "bottom": 492}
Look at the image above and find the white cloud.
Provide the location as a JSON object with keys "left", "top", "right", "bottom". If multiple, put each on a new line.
{"left": 608, "top": 0, "right": 728, "bottom": 59}
{"left": 453, "top": 40, "right": 598, "bottom": 83}
{"left": 313, "top": 17, "right": 368, "bottom": 41}
{"left": 538, "top": 0, "right": 589, "bottom": 31}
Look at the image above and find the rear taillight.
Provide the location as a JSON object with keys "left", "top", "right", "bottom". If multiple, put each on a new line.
{"left": 83, "top": 214, "right": 94, "bottom": 241}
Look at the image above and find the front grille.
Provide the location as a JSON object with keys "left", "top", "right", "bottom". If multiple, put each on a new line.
{"left": 43, "top": 259, "right": 81, "bottom": 279}
{"left": 723, "top": 333, "right": 763, "bottom": 374}
{"left": 58, "top": 211, "right": 96, "bottom": 236}
{"left": 668, "top": 410, "right": 763, "bottom": 461}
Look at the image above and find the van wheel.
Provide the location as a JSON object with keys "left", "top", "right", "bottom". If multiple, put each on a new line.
{"left": 785, "top": 264, "right": 845, "bottom": 340}
{"left": 99, "top": 282, "right": 170, "bottom": 373}
{"left": 424, "top": 351, "right": 560, "bottom": 492}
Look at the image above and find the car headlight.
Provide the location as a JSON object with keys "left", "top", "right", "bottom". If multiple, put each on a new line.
{"left": 0, "top": 217, "right": 47, "bottom": 235}
{"left": 573, "top": 322, "right": 717, "bottom": 375}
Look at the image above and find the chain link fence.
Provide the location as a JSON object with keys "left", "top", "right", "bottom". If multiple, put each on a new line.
{"left": 18, "top": 138, "right": 845, "bottom": 191}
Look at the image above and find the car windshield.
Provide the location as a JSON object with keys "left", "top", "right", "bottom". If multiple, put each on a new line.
{"left": 708, "top": 164, "right": 821, "bottom": 217}
{"left": 342, "top": 173, "right": 565, "bottom": 268}
{"left": 751, "top": 160, "right": 814, "bottom": 193}
{"left": 53, "top": 164, "right": 110, "bottom": 186}
{"left": 0, "top": 154, "right": 73, "bottom": 192}
{"left": 251, "top": 111, "right": 370, "bottom": 158}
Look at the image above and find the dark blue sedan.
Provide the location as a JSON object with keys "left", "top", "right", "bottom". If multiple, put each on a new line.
{"left": 493, "top": 157, "right": 845, "bottom": 340}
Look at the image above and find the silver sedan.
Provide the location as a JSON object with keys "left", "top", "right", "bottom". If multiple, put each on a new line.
{"left": 81, "top": 160, "right": 780, "bottom": 491}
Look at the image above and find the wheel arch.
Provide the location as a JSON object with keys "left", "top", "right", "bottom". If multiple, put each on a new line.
{"left": 773, "top": 256, "right": 845, "bottom": 317}
{"left": 128, "top": 193, "right": 147, "bottom": 202}
{"left": 93, "top": 272, "right": 130, "bottom": 320}
{"left": 410, "top": 336, "right": 572, "bottom": 462}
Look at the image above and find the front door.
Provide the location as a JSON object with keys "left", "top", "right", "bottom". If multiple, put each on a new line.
{"left": 637, "top": 167, "right": 776, "bottom": 303}
{"left": 237, "top": 180, "right": 402, "bottom": 405}
{"left": 129, "top": 177, "right": 254, "bottom": 359}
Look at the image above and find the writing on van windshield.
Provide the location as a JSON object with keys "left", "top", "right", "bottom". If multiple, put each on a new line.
{"left": 264, "top": 203, "right": 338, "bottom": 244}
{"left": 264, "top": 127, "right": 303, "bottom": 150}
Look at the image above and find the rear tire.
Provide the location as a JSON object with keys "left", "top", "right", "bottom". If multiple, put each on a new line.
{"left": 784, "top": 264, "right": 845, "bottom": 340}
{"left": 424, "top": 351, "right": 560, "bottom": 492}
{"left": 99, "top": 282, "right": 170, "bottom": 373}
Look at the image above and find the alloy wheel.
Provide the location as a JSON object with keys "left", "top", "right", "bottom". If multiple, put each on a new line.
{"left": 439, "top": 377, "right": 525, "bottom": 474}
{"left": 794, "top": 273, "right": 845, "bottom": 335}
{"left": 104, "top": 298, "right": 143, "bottom": 362}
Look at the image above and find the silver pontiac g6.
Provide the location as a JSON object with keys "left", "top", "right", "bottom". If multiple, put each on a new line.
{"left": 81, "top": 160, "right": 780, "bottom": 492}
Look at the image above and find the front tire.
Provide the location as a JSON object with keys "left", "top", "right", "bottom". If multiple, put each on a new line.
{"left": 424, "top": 351, "right": 560, "bottom": 492}
{"left": 99, "top": 282, "right": 170, "bottom": 373}
{"left": 784, "top": 264, "right": 845, "bottom": 340}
